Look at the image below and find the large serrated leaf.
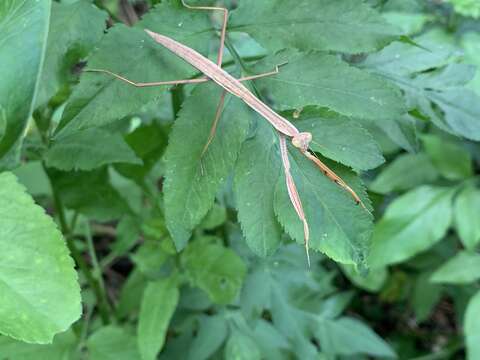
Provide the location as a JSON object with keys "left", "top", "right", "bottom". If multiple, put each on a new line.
{"left": 234, "top": 120, "right": 283, "bottom": 257}
{"left": 0, "top": 0, "right": 50, "bottom": 168}
{"left": 36, "top": 1, "right": 108, "bottom": 107}
{"left": 295, "top": 108, "right": 384, "bottom": 171}
{"left": 0, "top": 172, "right": 81, "bottom": 344}
{"left": 164, "top": 84, "right": 250, "bottom": 250}
{"left": 55, "top": 0, "right": 217, "bottom": 138}
{"left": 230, "top": 0, "right": 401, "bottom": 54}
{"left": 274, "top": 147, "right": 373, "bottom": 266}
{"left": 252, "top": 50, "right": 405, "bottom": 121}
{"left": 45, "top": 128, "right": 142, "bottom": 171}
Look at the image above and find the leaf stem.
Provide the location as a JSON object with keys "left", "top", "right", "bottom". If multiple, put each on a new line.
{"left": 43, "top": 165, "right": 112, "bottom": 324}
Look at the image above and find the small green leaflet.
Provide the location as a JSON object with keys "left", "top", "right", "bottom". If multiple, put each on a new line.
{"left": 224, "top": 330, "right": 261, "bottom": 360}
{"left": 422, "top": 134, "right": 473, "bottom": 181}
{"left": 36, "top": 1, "right": 108, "bottom": 107}
{"left": 87, "top": 326, "right": 141, "bottom": 360}
{"left": 431, "top": 251, "right": 480, "bottom": 284}
{"left": 314, "top": 317, "right": 396, "bottom": 357}
{"left": 45, "top": 128, "right": 142, "bottom": 171}
{"left": 230, "top": 0, "right": 402, "bottom": 54}
{"left": 163, "top": 84, "right": 250, "bottom": 250}
{"left": 252, "top": 50, "right": 405, "bottom": 121}
{"left": 234, "top": 119, "right": 283, "bottom": 257}
{"left": 274, "top": 147, "right": 373, "bottom": 267}
{"left": 138, "top": 279, "right": 179, "bottom": 360}
{"left": 370, "top": 153, "right": 439, "bottom": 194}
{"left": 369, "top": 186, "right": 455, "bottom": 268}
{"left": 0, "top": 0, "right": 50, "bottom": 168}
{"left": 465, "top": 290, "right": 480, "bottom": 359}
{"left": 181, "top": 237, "right": 247, "bottom": 304}
{"left": 0, "top": 172, "right": 81, "bottom": 344}
{"left": 454, "top": 186, "right": 480, "bottom": 250}
{"left": 294, "top": 108, "right": 384, "bottom": 171}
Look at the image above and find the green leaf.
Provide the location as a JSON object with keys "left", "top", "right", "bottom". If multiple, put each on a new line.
{"left": 55, "top": 0, "right": 215, "bottom": 138}
{"left": 87, "top": 326, "right": 141, "bottom": 360}
{"left": 115, "top": 122, "right": 168, "bottom": 183}
{"left": 454, "top": 186, "right": 480, "bottom": 250}
{"left": 45, "top": 128, "right": 142, "bottom": 171}
{"left": 164, "top": 84, "right": 250, "bottom": 250}
{"left": 230, "top": 0, "right": 401, "bottom": 54}
{"left": 138, "top": 279, "right": 179, "bottom": 360}
{"left": 295, "top": 108, "right": 384, "bottom": 171}
{"left": 369, "top": 186, "right": 454, "bottom": 268}
{"left": 251, "top": 320, "right": 290, "bottom": 360}
{"left": 340, "top": 265, "right": 388, "bottom": 292}
{"left": 241, "top": 245, "right": 336, "bottom": 358}
{"left": 431, "top": 251, "right": 480, "bottom": 284}
{"left": 253, "top": 50, "right": 405, "bottom": 121}
{"left": 52, "top": 168, "right": 130, "bottom": 221}
{"left": 13, "top": 161, "right": 51, "bottom": 197}
{"left": 274, "top": 147, "right": 373, "bottom": 266}
{"left": 365, "top": 38, "right": 480, "bottom": 141}
{"left": 382, "top": 12, "right": 431, "bottom": 35}
{"left": 0, "top": 0, "right": 50, "bottom": 168}
{"left": 224, "top": 330, "right": 261, "bottom": 360}
{"left": 234, "top": 120, "right": 282, "bottom": 257}
{"left": 370, "top": 153, "right": 439, "bottom": 194}
{"left": 0, "top": 172, "right": 81, "bottom": 344}
{"left": 362, "top": 38, "right": 454, "bottom": 76}
{"left": 370, "top": 114, "right": 418, "bottom": 153}
{"left": 0, "top": 330, "right": 77, "bottom": 360}
{"left": 314, "top": 317, "right": 396, "bottom": 358}
{"left": 200, "top": 203, "right": 227, "bottom": 230}
{"left": 412, "top": 271, "right": 442, "bottom": 322}
{"left": 36, "top": 1, "right": 108, "bottom": 106}
{"left": 181, "top": 237, "right": 247, "bottom": 304}
{"left": 422, "top": 135, "right": 472, "bottom": 181}
{"left": 445, "top": 0, "right": 480, "bottom": 18}
{"left": 465, "top": 290, "right": 480, "bottom": 360}
{"left": 187, "top": 315, "right": 228, "bottom": 360}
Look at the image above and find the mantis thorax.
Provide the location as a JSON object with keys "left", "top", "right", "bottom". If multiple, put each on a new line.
{"left": 292, "top": 132, "right": 312, "bottom": 153}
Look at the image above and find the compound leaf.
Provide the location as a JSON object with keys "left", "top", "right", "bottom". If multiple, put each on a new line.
{"left": 253, "top": 50, "right": 405, "bottom": 121}
{"left": 230, "top": 0, "right": 401, "bottom": 54}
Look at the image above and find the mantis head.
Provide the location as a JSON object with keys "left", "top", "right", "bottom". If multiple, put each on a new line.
{"left": 292, "top": 132, "right": 312, "bottom": 153}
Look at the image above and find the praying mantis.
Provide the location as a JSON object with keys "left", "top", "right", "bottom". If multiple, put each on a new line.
{"left": 86, "top": 0, "right": 366, "bottom": 266}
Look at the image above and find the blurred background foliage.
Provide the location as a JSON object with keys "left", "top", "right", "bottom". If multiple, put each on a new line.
{"left": 1, "top": 0, "right": 480, "bottom": 359}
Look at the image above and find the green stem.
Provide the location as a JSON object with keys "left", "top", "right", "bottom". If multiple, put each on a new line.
{"left": 224, "top": 36, "right": 263, "bottom": 99}
{"left": 44, "top": 165, "right": 112, "bottom": 324}
{"left": 84, "top": 222, "right": 114, "bottom": 323}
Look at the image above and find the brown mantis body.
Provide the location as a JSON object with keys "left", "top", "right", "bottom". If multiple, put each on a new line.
{"left": 86, "top": 1, "right": 365, "bottom": 266}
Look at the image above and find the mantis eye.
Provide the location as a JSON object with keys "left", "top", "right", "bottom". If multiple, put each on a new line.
{"left": 292, "top": 132, "right": 312, "bottom": 153}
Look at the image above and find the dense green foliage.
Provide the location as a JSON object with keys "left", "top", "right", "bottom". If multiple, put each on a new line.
{"left": 0, "top": 0, "right": 480, "bottom": 358}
